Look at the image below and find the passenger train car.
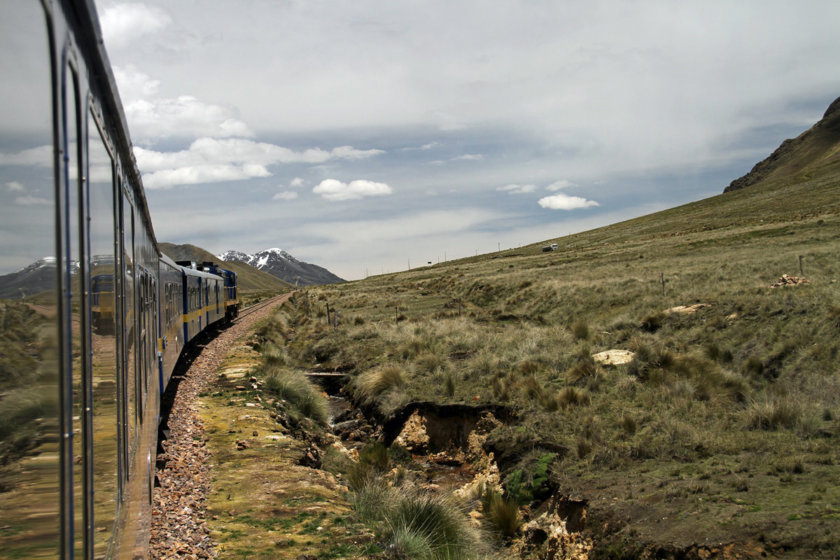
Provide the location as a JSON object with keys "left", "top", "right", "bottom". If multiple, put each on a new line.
{"left": 0, "top": 1, "right": 239, "bottom": 558}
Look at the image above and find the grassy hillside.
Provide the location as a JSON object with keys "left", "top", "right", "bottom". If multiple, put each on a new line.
{"left": 726, "top": 95, "right": 840, "bottom": 192}
{"left": 255, "top": 165, "right": 840, "bottom": 558}
{"left": 159, "top": 242, "right": 292, "bottom": 295}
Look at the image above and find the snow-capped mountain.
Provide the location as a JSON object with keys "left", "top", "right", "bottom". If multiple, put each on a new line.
{"left": 217, "top": 248, "right": 344, "bottom": 286}
{"left": 0, "top": 257, "right": 59, "bottom": 299}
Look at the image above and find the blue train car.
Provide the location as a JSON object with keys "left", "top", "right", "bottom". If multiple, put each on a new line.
{"left": 0, "top": 2, "right": 240, "bottom": 558}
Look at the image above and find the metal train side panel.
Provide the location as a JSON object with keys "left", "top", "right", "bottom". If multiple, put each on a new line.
{"left": 158, "top": 255, "right": 184, "bottom": 393}
{"left": 0, "top": 1, "right": 163, "bottom": 558}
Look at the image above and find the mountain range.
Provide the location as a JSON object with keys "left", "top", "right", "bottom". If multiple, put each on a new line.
{"left": 217, "top": 248, "right": 344, "bottom": 286}
{"left": 158, "top": 243, "right": 292, "bottom": 293}
{"left": 0, "top": 257, "right": 58, "bottom": 299}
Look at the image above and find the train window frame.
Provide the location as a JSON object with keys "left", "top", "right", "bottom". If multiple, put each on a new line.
{"left": 86, "top": 101, "right": 121, "bottom": 557}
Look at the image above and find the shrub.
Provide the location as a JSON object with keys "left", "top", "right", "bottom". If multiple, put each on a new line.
{"left": 505, "top": 452, "right": 556, "bottom": 505}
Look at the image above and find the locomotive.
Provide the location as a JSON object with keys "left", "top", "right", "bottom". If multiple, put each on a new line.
{"left": 0, "top": 1, "right": 239, "bottom": 557}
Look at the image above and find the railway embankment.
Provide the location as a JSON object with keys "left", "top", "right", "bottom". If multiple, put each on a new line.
{"left": 150, "top": 294, "right": 298, "bottom": 558}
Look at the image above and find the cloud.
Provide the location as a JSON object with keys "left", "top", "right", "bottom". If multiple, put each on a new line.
{"left": 5, "top": 181, "right": 24, "bottom": 192}
{"left": 272, "top": 191, "right": 299, "bottom": 201}
{"left": 99, "top": 3, "right": 171, "bottom": 49}
{"left": 143, "top": 164, "right": 270, "bottom": 189}
{"left": 134, "top": 138, "right": 385, "bottom": 189}
{"left": 289, "top": 177, "right": 305, "bottom": 188}
{"left": 331, "top": 145, "right": 385, "bottom": 159}
{"left": 497, "top": 183, "right": 536, "bottom": 195}
{"left": 546, "top": 180, "right": 575, "bottom": 191}
{"left": 313, "top": 179, "right": 393, "bottom": 201}
{"left": 0, "top": 145, "right": 52, "bottom": 167}
{"left": 123, "top": 95, "right": 253, "bottom": 142}
{"left": 538, "top": 193, "right": 599, "bottom": 210}
{"left": 113, "top": 65, "right": 160, "bottom": 100}
{"left": 15, "top": 195, "right": 51, "bottom": 206}
{"left": 452, "top": 153, "right": 484, "bottom": 161}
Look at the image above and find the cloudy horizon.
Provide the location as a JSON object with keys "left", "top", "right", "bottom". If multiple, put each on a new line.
{"left": 93, "top": 0, "right": 839, "bottom": 280}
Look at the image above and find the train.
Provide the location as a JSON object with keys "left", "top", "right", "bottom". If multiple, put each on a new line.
{"left": 0, "top": 1, "right": 240, "bottom": 558}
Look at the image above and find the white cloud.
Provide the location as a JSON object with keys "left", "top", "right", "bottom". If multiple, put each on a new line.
{"left": 290, "top": 177, "right": 305, "bottom": 188}
{"left": 273, "top": 191, "right": 299, "bottom": 201}
{"left": 497, "top": 183, "right": 536, "bottom": 195}
{"left": 15, "top": 195, "right": 51, "bottom": 206}
{"left": 313, "top": 179, "right": 393, "bottom": 201}
{"left": 0, "top": 145, "right": 52, "bottom": 167}
{"left": 99, "top": 3, "right": 171, "bottom": 50}
{"left": 546, "top": 180, "right": 575, "bottom": 191}
{"left": 452, "top": 154, "right": 483, "bottom": 161}
{"left": 143, "top": 164, "right": 270, "bottom": 189}
{"left": 331, "top": 145, "right": 386, "bottom": 159}
{"left": 538, "top": 193, "right": 599, "bottom": 210}
{"left": 113, "top": 64, "right": 160, "bottom": 101}
{"left": 5, "top": 181, "right": 24, "bottom": 192}
{"left": 124, "top": 95, "right": 253, "bottom": 142}
{"left": 134, "top": 138, "right": 385, "bottom": 188}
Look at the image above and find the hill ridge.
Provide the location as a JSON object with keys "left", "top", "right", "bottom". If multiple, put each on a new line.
{"left": 724, "top": 95, "right": 840, "bottom": 192}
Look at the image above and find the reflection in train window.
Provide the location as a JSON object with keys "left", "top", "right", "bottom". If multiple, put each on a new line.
{"left": 68, "top": 64, "right": 85, "bottom": 559}
{"left": 0, "top": 4, "right": 60, "bottom": 558}
{"left": 88, "top": 109, "right": 118, "bottom": 557}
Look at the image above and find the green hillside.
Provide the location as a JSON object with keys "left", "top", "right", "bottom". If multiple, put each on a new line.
{"left": 726, "top": 95, "right": 840, "bottom": 192}
{"left": 251, "top": 131, "right": 840, "bottom": 558}
{"left": 159, "top": 242, "right": 292, "bottom": 294}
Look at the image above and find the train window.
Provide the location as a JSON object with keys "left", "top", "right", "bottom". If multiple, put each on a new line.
{"left": 0, "top": 3, "right": 61, "bottom": 558}
{"left": 67, "top": 63, "right": 86, "bottom": 560}
{"left": 88, "top": 109, "right": 118, "bottom": 555}
{"left": 122, "top": 191, "right": 136, "bottom": 466}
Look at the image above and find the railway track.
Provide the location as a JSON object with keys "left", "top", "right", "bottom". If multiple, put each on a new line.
{"left": 234, "top": 292, "right": 293, "bottom": 322}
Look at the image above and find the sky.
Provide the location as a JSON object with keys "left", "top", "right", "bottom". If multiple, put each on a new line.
{"left": 92, "top": 0, "right": 840, "bottom": 280}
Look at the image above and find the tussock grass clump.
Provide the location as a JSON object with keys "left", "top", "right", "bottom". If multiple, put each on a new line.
{"left": 261, "top": 365, "right": 328, "bottom": 425}
{"left": 352, "top": 363, "right": 407, "bottom": 405}
{"left": 571, "top": 320, "right": 590, "bottom": 340}
{"left": 746, "top": 398, "right": 802, "bottom": 430}
{"left": 566, "top": 350, "right": 599, "bottom": 386}
{"left": 640, "top": 311, "right": 666, "bottom": 333}
{"left": 558, "top": 386, "right": 591, "bottom": 408}
{"left": 354, "top": 480, "right": 484, "bottom": 560}
{"left": 481, "top": 489, "right": 520, "bottom": 539}
{"left": 262, "top": 342, "right": 288, "bottom": 366}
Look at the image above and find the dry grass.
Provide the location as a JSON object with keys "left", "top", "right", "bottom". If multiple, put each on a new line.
{"left": 256, "top": 172, "right": 840, "bottom": 557}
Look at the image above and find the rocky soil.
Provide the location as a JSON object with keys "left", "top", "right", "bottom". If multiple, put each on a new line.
{"left": 149, "top": 294, "right": 291, "bottom": 559}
